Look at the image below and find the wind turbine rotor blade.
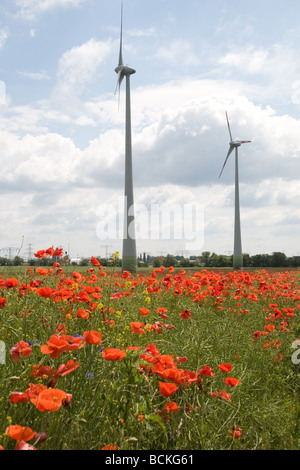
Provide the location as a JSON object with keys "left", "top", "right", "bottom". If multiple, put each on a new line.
{"left": 219, "top": 146, "right": 234, "bottom": 179}
{"left": 114, "top": 70, "right": 125, "bottom": 95}
{"left": 225, "top": 111, "right": 233, "bottom": 142}
{"left": 118, "top": 2, "right": 124, "bottom": 67}
{"left": 240, "top": 140, "right": 251, "bottom": 144}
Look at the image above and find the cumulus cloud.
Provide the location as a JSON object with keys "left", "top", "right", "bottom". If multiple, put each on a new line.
{"left": 14, "top": 0, "right": 85, "bottom": 19}
{"left": 51, "top": 39, "right": 112, "bottom": 108}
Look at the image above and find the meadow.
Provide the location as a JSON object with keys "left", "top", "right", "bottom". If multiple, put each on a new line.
{"left": 0, "top": 249, "right": 299, "bottom": 451}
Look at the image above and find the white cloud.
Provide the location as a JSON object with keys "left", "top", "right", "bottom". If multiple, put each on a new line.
{"left": 50, "top": 38, "right": 112, "bottom": 113}
{"left": 155, "top": 40, "right": 200, "bottom": 66}
{"left": 14, "top": 0, "right": 85, "bottom": 19}
{"left": 18, "top": 70, "right": 50, "bottom": 80}
{"left": 0, "top": 28, "right": 9, "bottom": 49}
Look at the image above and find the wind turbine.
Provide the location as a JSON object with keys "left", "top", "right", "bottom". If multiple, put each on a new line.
{"left": 115, "top": 4, "right": 137, "bottom": 273}
{"left": 219, "top": 111, "right": 251, "bottom": 270}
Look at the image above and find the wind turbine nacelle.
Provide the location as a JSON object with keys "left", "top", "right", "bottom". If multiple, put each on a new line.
{"left": 115, "top": 65, "right": 136, "bottom": 76}
{"left": 231, "top": 141, "right": 242, "bottom": 147}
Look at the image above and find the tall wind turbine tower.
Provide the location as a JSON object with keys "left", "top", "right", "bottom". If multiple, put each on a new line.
{"left": 115, "top": 4, "right": 137, "bottom": 273}
{"left": 219, "top": 111, "right": 251, "bottom": 270}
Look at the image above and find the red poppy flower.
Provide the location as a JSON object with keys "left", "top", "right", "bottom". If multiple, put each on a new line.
{"left": 209, "top": 389, "right": 231, "bottom": 402}
{"left": 30, "top": 364, "right": 56, "bottom": 379}
{"left": 264, "top": 324, "right": 275, "bottom": 333}
{"left": 179, "top": 309, "right": 191, "bottom": 319}
{"left": 34, "top": 250, "right": 48, "bottom": 259}
{"left": 131, "top": 322, "right": 146, "bottom": 334}
{"left": 76, "top": 307, "right": 90, "bottom": 319}
{"left": 10, "top": 392, "right": 29, "bottom": 404}
{"left": 102, "top": 444, "right": 118, "bottom": 450}
{"left": 102, "top": 348, "right": 126, "bottom": 361}
{"left": 139, "top": 307, "right": 150, "bottom": 316}
{"left": 55, "top": 360, "right": 79, "bottom": 377}
{"left": 25, "top": 383, "right": 47, "bottom": 401}
{"left": 91, "top": 256, "right": 100, "bottom": 266}
{"left": 41, "top": 334, "right": 84, "bottom": 358}
{"left": 16, "top": 440, "right": 36, "bottom": 450}
{"left": 35, "top": 287, "right": 55, "bottom": 298}
{"left": 198, "top": 365, "right": 215, "bottom": 377}
{"left": 230, "top": 425, "right": 242, "bottom": 439}
{"left": 159, "top": 382, "right": 179, "bottom": 397}
{"left": 53, "top": 247, "right": 64, "bottom": 257}
{"left": 224, "top": 377, "right": 240, "bottom": 387}
{"left": 164, "top": 401, "right": 180, "bottom": 413}
{"left": 177, "top": 356, "right": 187, "bottom": 363}
{"left": 0, "top": 297, "right": 6, "bottom": 308}
{"left": 83, "top": 330, "right": 103, "bottom": 345}
{"left": 122, "top": 270, "right": 131, "bottom": 278}
{"left": 10, "top": 341, "right": 32, "bottom": 362}
{"left": 5, "top": 425, "right": 35, "bottom": 442}
{"left": 5, "top": 278, "right": 19, "bottom": 288}
{"left": 218, "top": 363, "right": 233, "bottom": 373}
{"left": 30, "top": 388, "right": 71, "bottom": 412}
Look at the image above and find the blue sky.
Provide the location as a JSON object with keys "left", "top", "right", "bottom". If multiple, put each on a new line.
{"left": 0, "top": 0, "right": 299, "bottom": 260}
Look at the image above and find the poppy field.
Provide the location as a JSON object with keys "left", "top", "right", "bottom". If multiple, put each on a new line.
{"left": 0, "top": 249, "right": 300, "bottom": 451}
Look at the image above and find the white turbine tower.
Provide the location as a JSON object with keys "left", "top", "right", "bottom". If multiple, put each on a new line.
{"left": 219, "top": 111, "right": 251, "bottom": 270}
{"left": 115, "top": 4, "right": 137, "bottom": 273}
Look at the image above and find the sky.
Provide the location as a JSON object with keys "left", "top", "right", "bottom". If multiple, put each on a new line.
{"left": 0, "top": 0, "right": 299, "bottom": 261}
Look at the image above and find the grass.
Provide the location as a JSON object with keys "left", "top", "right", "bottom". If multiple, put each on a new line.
{"left": 0, "top": 261, "right": 299, "bottom": 450}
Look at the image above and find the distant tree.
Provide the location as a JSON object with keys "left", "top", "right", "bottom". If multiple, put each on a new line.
{"left": 200, "top": 251, "right": 211, "bottom": 266}
{"left": 0, "top": 257, "right": 11, "bottom": 266}
{"left": 163, "top": 254, "right": 178, "bottom": 267}
{"left": 12, "top": 256, "right": 24, "bottom": 266}
{"left": 243, "top": 253, "right": 251, "bottom": 267}
{"left": 179, "top": 257, "right": 191, "bottom": 267}
{"left": 250, "top": 254, "right": 271, "bottom": 267}
{"left": 271, "top": 252, "right": 287, "bottom": 267}
{"left": 152, "top": 258, "right": 162, "bottom": 267}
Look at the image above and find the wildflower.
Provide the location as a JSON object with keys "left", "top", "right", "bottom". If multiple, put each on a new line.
{"left": 102, "top": 444, "right": 118, "bottom": 450}
{"left": 55, "top": 360, "right": 79, "bottom": 378}
{"left": 253, "top": 331, "right": 262, "bottom": 342}
{"left": 102, "top": 348, "right": 126, "bottom": 361}
{"left": 16, "top": 441, "right": 37, "bottom": 450}
{"left": 177, "top": 356, "right": 187, "bottom": 363}
{"left": 0, "top": 297, "right": 6, "bottom": 308}
{"left": 229, "top": 425, "right": 242, "bottom": 439}
{"left": 5, "top": 278, "right": 19, "bottom": 288}
{"left": 164, "top": 401, "right": 180, "bottom": 413}
{"left": 35, "top": 287, "right": 55, "bottom": 298}
{"left": 10, "top": 341, "right": 32, "bottom": 362}
{"left": 218, "top": 363, "right": 233, "bottom": 373}
{"left": 224, "top": 377, "right": 240, "bottom": 387}
{"left": 139, "top": 307, "right": 150, "bottom": 316}
{"left": 41, "top": 334, "right": 84, "bottom": 358}
{"left": 198, "top": 365, "right": 215, "bottom": 377}
{"left": 30, "top": 388, "right": 71, "bottom": 412}
{"left": 180, "top": 309, "right": 191, "bottom": 319}
{"left": 76, "top": 307, "right": 90, "bottom": 319}
{"left": 131, "top": 322, "right": 146, "bottom": 334}
{"left": 91, "top": 256, "right": 100, "bottom": 266}
{"left": 209, "top": 389, "right": 231, "bottom": 402}
{"left": 30, "top": 364, "right": 56, "bottom": 379}
{"left": 122, "top": 270, "right": 131, "bottom": 279}
{"left": 83, "top": 330, "right": 103, "bottom": 345}
{"left": 10, "top": 392, "right": 29, "bottom": 404}
{"left": 159, "top": 382, "right": 179, "bottom": 397}
{"left": 5, "top": 425, "right": 35, "bottom": 442}
{"left": 264, "top": 324, "right": 275, "bottom": 333}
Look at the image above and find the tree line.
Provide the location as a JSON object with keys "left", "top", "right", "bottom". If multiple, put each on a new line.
{"left": 0, "top": 251, "right": 299, "bottom": 268}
